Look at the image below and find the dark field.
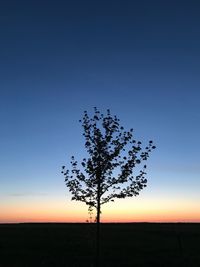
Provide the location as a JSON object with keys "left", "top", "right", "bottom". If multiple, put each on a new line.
{"left": 0, "top": 223, "right": 200, "bottom": 267}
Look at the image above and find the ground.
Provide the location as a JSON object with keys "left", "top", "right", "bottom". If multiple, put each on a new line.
{"left": 0, "top": 223, "right": 200, "bottom": 267}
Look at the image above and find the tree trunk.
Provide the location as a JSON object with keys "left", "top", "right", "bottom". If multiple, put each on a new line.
{"left": 96, "top": 173, "right": 101, "bottom": 267}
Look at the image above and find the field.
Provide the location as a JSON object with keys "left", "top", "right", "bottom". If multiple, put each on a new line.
{"left": 0, "top": 223, "right": 200, "bottom": 267}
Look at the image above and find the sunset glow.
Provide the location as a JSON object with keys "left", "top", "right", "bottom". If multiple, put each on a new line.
{"left": 1, "top": 196, "right": 200, "bottom": 223}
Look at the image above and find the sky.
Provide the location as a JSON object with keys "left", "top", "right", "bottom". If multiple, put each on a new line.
{"left": 0, "top": 0, "right": 200, "bottom": 223}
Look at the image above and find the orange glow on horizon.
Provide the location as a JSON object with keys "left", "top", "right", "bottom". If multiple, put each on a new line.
{"left": 1, "top": 196, "right": 200, "bottom": 223}
{"left": 1, "top": 209, "right": 200, "bottom": 224}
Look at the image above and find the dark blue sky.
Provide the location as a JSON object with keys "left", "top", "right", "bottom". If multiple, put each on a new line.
{"left": 1, "top": 0, "right": 200, "bottom": 222}
{"left": 1, "top": 0, "right": 200, "bottom": 84}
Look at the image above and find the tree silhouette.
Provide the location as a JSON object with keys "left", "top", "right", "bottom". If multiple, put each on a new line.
{"left": 62, "top": 107, "right": 156, "bottom": 266}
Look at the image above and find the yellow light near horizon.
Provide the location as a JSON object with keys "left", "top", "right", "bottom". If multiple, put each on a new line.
{"left": 1, "top": 195, "right": 200, "bottom": 223}
{"left": 101, "top": 197, "right": 200, "bottom": 222}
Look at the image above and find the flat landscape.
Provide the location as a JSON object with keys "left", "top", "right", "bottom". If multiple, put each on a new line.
{"left": 0, "top": 223, "right": 200, "bottom": 267}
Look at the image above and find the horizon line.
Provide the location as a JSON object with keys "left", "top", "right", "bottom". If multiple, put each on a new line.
{"left": 1, "top": 221, "right": 200, "bottom": 224}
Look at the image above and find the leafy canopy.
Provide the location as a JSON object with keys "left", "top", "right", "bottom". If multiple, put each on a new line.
{"left": 62, "top": 108, "right": 155, "bottom": 213}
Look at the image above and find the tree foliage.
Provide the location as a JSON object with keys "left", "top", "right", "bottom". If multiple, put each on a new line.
{"left": 62, "top": 108, "right": 155, "bottom": 219}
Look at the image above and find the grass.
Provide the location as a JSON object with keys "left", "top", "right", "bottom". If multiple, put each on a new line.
{"left": 0, "top": 223, "right": 200, "bottom": 267}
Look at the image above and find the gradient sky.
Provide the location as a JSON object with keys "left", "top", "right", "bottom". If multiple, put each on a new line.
{"left": 1, "top": 0, "right": 200, "bottom": 223}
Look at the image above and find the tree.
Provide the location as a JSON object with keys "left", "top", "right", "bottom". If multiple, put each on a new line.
{"left": 62, "top": 107, "right": 155, "bottom": 266}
